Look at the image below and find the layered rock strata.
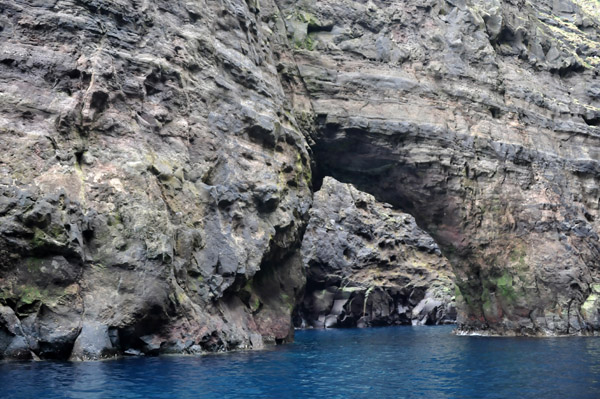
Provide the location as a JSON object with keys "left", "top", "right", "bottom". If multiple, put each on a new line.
{"left": 277, "top": 0, "right": 600, "bottom": 335}
{"left": 0, "top": 0, "right": 312, "bottom": 360}
{"left": 297, "top": 177, "right": 455, "bottom": 328}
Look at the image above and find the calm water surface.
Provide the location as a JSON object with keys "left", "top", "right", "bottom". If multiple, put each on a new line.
{"left": 1, "top": 325, "right": 600, "bottom": 399}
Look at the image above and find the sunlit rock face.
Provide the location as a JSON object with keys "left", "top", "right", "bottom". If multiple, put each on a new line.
{"left": 0, "top": 0, "right": 313, "bottom": 360}
{"left": 277, "top": 0, "right": 600, "bottom": 335}
{"left": 298, "top": 177, "right": 456, "bottom": 329}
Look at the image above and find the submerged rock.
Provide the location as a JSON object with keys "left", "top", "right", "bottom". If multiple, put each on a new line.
{"left": 298, "top": 177, "right": 455, "bottom": 328}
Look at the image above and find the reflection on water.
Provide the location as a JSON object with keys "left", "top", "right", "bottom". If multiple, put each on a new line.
{"left": 1, "top": 326, "right": 599, "bottom": 399}
{"left": 585, "top": 338, "right": 600, "bottom": 385}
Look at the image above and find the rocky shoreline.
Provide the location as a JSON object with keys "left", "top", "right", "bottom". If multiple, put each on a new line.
{"left": 2, "top": 0, "right": 600, "bottom": 361}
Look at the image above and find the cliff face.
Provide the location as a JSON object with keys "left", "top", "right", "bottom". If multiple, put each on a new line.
{"left": 277, "top": 0, "right": 600, "bottom": 335}
{"left": 1, "top": 0, "right": 600, "bottom": 360}
{"left": 0, "top": 0, "right": 313, "bottom": 360}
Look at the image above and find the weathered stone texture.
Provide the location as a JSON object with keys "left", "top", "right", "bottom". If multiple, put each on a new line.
{"left": 277, "top": 0, "right": 600, "bottom": 335}
{"left": 3, "top": 0, "right": 600, "bottom": 360}
{"left": 298, "top": 177, "right": 455, "bottom": 328}
{"left": 0, "top": 0, "right": 312, "bottom": 359}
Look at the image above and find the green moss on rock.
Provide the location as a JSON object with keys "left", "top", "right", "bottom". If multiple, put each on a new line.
{"left": 294, "top": 35, "right": 316, "bottom": 51}
{"left": 494, "top": 272, "right": 517, "bottom": 303}
{"left": 16, "top": 285, "right": 43, "bottom": 305}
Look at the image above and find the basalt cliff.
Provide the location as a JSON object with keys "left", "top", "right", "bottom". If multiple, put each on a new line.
{"left": 1, "top": 0, "right": 600, "bottom": 360}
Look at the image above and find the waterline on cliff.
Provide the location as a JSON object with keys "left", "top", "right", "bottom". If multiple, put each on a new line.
{"left": 2, "top": 325, "right": 600, "bottom": 399}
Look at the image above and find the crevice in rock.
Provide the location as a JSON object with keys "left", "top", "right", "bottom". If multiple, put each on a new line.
{"left": 489, "top": 106, "right": 502, "bottom": 119}
{"left": 582, "top": 114, "right": 600, "bottom": 127}
{"left": 246, "top": 219, "right": 307, "bottom": 344}
{"left": 117, "top": 304, "right": 171, "bottom": 355}
{"left": 493, "top": 26, "right": 516, "bottom": 48}
{"left": 89, "top": 91, "right": 109, "bottom": 112}
{"left": 552, "top": 62, "right": 586, "bottom": 78}
{"left": 307, "top": 23, "right": 333, "bottom": 34}
{"left": 74, "top": 150, "right": 84, "bottom": 168}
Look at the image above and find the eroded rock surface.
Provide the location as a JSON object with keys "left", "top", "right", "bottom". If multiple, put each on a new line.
{"left": 3, "top": 0, "right": 600, "bottom": 361}
{"left": 297, "top": 177, "right": 455, "bottom": 328}
{"left": 0, "top": 0, "right": 312, "bottom": 360}
{"left": 277, "top": 0, "right": 600, "bottom": 335}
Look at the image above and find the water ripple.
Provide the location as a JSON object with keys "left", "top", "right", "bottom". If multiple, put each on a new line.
{"left": 1, "top": 326, "right": 600, "bottom": 399}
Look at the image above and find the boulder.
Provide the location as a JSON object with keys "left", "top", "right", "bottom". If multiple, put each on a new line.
{"left": 298, "top": 177, "right": 455, "bottom": 328}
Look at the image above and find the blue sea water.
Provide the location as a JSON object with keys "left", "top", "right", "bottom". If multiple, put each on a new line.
{"left": 1, "top": 325, "right": 600, "bottom": 399}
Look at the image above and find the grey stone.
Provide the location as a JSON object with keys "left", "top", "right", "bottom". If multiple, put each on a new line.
{"left": 279, "top": 0, "right": 600, "bottom": 336}
{"left": 298, "top": 178, "right": 455, "bottom": 328}
{"left": 0, "top": 0, "right": 312, "bottom": 360}
{"left": 70, "top": 322, "right": 116, "bottom": 361}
